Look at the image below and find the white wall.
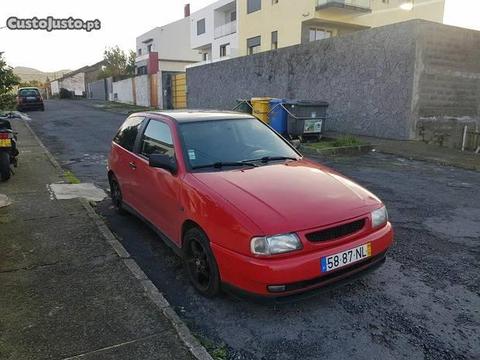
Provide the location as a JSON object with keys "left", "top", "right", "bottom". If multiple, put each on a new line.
{"left": 61, "top": 73, "right": 85, "bottom": 96}
{"left": 136, "top": 18, "right": 201, "bottom": 62}
{"left": 135, "top": 75, "right": 150, "bottom": 107}
{"left": 50, "top": 80, "right": 59, "bottom": 95}
{"left": 112, "top": 78, "right": 134, "bottom": 104}
{"left": 190, "top": 0, "right": 239, "bottom": 62}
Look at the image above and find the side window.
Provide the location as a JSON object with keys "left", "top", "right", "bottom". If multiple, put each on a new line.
{"left": 113, "top": 116, "right": 144, "bottom": 152}
{"left": 140, "top": 120, "right": 174, "bottom": 158}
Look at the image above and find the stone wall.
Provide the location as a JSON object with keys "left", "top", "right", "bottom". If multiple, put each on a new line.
{"left": 188, "top": 21, "right": 417, "bottom": 140}
{"left": 187, "top": 20, "right": 480, "bottom": 141}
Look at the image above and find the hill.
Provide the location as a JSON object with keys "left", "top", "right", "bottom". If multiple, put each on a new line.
{"left": 13, "top": 67, "right": 71, "bottom": 83}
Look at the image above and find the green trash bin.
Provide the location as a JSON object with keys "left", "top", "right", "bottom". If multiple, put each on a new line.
{"left": 284, "top": 100, "right": 328, "bottom": 141}
{"left": 233, "top": 99, "right": 253, "bottom": 114}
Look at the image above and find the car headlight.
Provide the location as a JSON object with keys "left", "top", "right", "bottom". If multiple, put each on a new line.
{"left": 371, "top": 206, "right": 388, "bottom": 228}
{"left": 250, "top": 233, "right": 302, "bottom": 256}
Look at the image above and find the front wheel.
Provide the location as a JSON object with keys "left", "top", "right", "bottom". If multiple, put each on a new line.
{"left": 109, "top": 175, "right": 125, "bottom": 214}
{"left": 0, "top": 152, "right": 11, "bottom": 181}
{"left": 184, "top": 228, "right": 221, "bottom": 297}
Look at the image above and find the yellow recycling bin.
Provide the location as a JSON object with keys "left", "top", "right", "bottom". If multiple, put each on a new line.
{"left": 251, "top": 97, "right": 272, "bottom": 123}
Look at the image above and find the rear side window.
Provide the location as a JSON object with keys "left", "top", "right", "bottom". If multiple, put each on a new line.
{"left": 113, "top": 116, "right": 144, "bottom": 152}
{"left": 19, "top": 89, "right": 40, "bottom": 97}
{"left": 140, "top": 120, "right": 174, "bottom": 158}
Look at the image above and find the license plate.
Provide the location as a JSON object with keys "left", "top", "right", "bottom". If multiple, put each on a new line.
{"left": 321, "top": 243, "right": 371, "bottom": 273}
{"left": 26, "top": 96, "right": 37, "bottom": 101}
{"left": 0, "top": 139, "right": 11, "bottom": 147}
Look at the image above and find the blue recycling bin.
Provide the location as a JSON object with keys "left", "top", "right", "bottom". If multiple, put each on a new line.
{"left": 269, "top": 98, "right": 288, "bottom": 135}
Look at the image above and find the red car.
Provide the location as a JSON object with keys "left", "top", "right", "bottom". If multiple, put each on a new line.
{"left": 107, "top": 111, "right": 393, "bottom": 297}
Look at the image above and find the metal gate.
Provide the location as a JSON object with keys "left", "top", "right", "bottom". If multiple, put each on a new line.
{"left": 172, "top": 73, "right": 187, "bottom": 109}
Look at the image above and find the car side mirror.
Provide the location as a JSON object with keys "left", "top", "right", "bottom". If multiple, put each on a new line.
{"left": 149, "top": 153, "right": 177, "bottom": 174}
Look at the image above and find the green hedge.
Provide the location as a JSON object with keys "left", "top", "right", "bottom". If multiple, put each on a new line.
{"left": 0, "top": 94, "right": 16, "bottom": 111}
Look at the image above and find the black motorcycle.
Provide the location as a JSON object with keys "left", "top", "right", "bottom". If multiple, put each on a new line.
{"left": 0, "top": 113, "right": 19, "bottom": 181}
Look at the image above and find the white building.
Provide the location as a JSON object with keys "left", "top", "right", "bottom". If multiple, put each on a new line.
{"left": 135, "top": 16, "right": 202, "bottom": 75}
{"left": 190, "top": 0, "right": 239, "bottom": 65}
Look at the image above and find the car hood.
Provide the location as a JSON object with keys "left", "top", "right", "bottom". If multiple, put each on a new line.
{"left": 192, "top": 159, "right": 381, "bottom": 234}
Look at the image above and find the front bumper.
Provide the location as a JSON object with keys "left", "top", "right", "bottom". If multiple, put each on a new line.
{"left": 212, "top": 222, "right": 393, "bottom": 297}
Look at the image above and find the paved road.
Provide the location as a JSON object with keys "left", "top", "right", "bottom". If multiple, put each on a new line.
{"left": 29, "top": 100, "right": 480, "bottom": 360}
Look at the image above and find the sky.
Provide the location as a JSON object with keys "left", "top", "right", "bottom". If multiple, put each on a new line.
{"left": 0, "top": 0, "right": 479, "bottom": 72}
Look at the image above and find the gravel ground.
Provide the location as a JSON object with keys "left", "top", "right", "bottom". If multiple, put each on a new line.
{"left": 29, "top": 100, "right": 480, "bottom": 360}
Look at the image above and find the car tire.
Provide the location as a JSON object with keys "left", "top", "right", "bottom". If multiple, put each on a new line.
{"left": 0, "top": 152, "right": 11, "bottom": 181}
{"left": 183, "top": 227, "right": 221, "bottom": 297}
{"left": 40, "top": 105, "right": 45, "bottom": 111}
{"left": 109, "top": 174, "right": 125, "bottom": 214}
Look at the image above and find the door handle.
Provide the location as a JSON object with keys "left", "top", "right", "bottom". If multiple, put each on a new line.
{"left": 128, "top": 161, "right": 137, "bottom": 170}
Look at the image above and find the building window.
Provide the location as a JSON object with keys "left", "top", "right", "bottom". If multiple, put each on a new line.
{"left": 202, "top": 53, "right": 209, "bottom": 61}
{"left": 138, "top": 48, "right": 142, "bottom": 56}
{"left": 309, "top": 28, "right": 332, "bottom": 42}
{"left": 147, "top": 44, "right": 152, "bottom": 53}
{"left": 220, "top": 44, "right": 230, "bottom": 57}
{"left": 137, "top": 66, "right": 147, "bottom": 75}
{"left": 271, "top": 31, "right": 278, "bottom": 50}
{"left": 231, "top": 11, "right": 237, "bottom": 22}
{"left": 197, "top": 18, "right": 206, "bottom": 35}
{"left": 247, "top": 0, "right": 261, "bottom": 14}
{"left": 247, "top": 36, "right": 261, "bottom": 55}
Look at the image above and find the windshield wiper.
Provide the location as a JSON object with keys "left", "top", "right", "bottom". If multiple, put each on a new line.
{"left": 192, "top": 161, "right": 258, "bottom": 170}
{"left": 244, "top": 156, "right": 299, "bottom": 164}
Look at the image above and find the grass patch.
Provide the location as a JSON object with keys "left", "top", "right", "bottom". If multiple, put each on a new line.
{"left": 64, "top": 170, "right": 81, "bottom": 184}
{"left": 194, "top": 334, "right": 228, "bottom": 360}
{"left": 307, "top": 135, "right": 365, "bottom": 149}
{"left": 95, "top": 101, "right": 155, "bottom": 113}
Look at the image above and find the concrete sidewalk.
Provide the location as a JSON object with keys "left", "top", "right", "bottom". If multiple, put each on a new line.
{"left": 326, "top": 132, "right": 480, "bottom": 171}
{"left": 0, "top": 120, "right": 208, "bottom": 359}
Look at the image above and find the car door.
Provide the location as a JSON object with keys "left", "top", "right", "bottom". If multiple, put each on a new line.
{"left": 133, "top": 118, "right": 182, "bottom": 243}
{"left": 110, "top": 116, "right": 145, "bottom": 210}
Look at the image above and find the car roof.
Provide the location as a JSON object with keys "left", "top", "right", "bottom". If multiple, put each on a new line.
{"left": 136, "top": 110, "right": 255, "bottom": 123}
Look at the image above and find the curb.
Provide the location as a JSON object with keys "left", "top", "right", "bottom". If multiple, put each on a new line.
{"left": 300, "top": 143, "right": 373, "bottom": 156}
{"left": 22, "top": 119, "right": 213, "bottom": 360}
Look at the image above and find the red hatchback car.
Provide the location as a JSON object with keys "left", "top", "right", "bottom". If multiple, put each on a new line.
{"left": 107, "top": 111, "right": 393, "bottom": 297}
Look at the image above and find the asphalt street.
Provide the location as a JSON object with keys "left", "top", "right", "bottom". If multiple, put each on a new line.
{"left": 28, "top": 100, "right": 480, "bottom": 360}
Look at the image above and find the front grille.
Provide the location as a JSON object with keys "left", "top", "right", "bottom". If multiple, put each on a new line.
{"left": 306, "top": 219, "right": 366, "bottom": 242}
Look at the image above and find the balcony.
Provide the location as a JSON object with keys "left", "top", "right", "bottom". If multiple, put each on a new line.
{"left": 214, "top": 21, "right": 237, "bottom": 40}
{"left": 135, "top": 53, "right": 150, "bottom": 63}
{"left": 316, "top": 0, "right": 372, "bottom": 16}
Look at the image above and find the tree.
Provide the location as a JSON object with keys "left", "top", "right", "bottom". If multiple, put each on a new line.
{"left": 98, "top": 46, "right": 136, "bottom": 80}
{"left": 0, "top": 53, "right": 20, "bottom": 95}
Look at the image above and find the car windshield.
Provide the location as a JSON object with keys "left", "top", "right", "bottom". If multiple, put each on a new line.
{"left": 19, "top": 89, "right": 40, "bottom": 97}
{"left": 179, "top": 118, "right": 299, "bottom": 170}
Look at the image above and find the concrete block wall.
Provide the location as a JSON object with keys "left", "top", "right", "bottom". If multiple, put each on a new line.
{"left": 112, "top": 78, "right": 134, "bottom": 104}
{"left": 413, "top": 22, "right": 480, "bottom": 118}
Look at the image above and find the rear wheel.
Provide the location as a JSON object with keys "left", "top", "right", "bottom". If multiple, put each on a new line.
{"left": 184, "top": 227, "right": 221, "bottom": 297}
{"left": 0, "top": 152, "right": 11, "bottom": 181}
{"left": 109, "top": 175, "right": 125, "bottom": 214}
